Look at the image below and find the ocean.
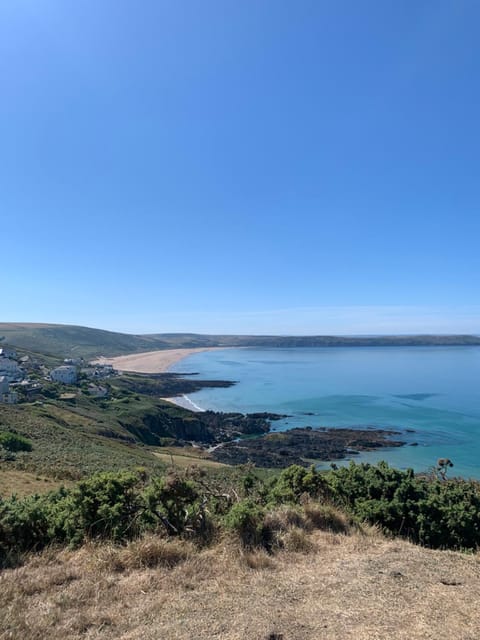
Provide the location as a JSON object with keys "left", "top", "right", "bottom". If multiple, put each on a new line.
{"left": 170, "top": 346, "right": 480, "bottom": 479}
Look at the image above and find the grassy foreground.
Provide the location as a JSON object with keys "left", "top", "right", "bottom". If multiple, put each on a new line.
{"left": 1, "top": 522, "right": 479, "bottom": 639}
{"left": 1, "top": 460, "right": 480, "bottom": 639}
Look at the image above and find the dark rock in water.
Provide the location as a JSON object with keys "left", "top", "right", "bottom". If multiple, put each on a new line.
{"left": 211, "top": 426, "right": 405, "bottom": 468}
{"left": 409, "top": 442, "right": 419, "bottom": 446}
{"left": 112, "top": 371, "right": 236, "bottom": 398}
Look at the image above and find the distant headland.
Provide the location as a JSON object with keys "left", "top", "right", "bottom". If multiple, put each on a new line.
{"left": 0, "top": 322, "right": 479, "bottom": 359}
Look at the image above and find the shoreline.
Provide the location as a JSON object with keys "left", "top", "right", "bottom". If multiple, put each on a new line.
{"left": 93, "top": 347, "right": 226, "bottom": 374}
{"left": 94, "top": 347, "right": 227, "bottom": 412}
{"left": 161, "top": 394, "right": 206, "bottom": 412}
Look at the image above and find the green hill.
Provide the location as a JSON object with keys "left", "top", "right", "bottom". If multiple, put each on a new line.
{"left": 0, "top": 323, "right": 170, "bottom": 358}
{"left": 1, "top": 322, "right": 479, "bottom": 359}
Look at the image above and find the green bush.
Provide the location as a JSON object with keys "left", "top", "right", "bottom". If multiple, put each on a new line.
{"left": 61, "top": 471, "right": 145, "bottom": 545}
{"left": 2, "top": 462, "right": 480, "bottom": 565}
{"left": 0, "top": 431, "right": 33, "bottom": 452}
{"left": 326, "top": 461, "right": 480, "bottom": 549}
{"left": 224, "top": 499, "right": 266, "bottom": 548}
{"left": 143, "top": 472, "right": 207, "bottom": 538}
{"left": 0, "top": 488, "right": 68, "bottom": 565}
{"left": 270, "top": 464, "right": 328, "bottom": 503}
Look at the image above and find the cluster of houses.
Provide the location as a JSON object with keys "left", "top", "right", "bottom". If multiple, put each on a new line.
{"left": 0, "top": 346, "right": 117, "bottom": 404}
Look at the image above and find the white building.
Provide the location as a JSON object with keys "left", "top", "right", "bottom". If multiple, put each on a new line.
{"left": 50, "top": 365, "right": 78, "bottom": 384}
{"left": 0, "top": 357, "right": 23, "bottom": 382}
{"left": 64, "top": 358, "right": 83, "bottom": 366}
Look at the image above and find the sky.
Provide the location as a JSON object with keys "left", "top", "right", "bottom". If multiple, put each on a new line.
{"left": 1, "top": 0, "right": 479, "bottom": 335}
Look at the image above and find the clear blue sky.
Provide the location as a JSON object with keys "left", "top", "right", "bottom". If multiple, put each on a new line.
{"left": 1, "top": 1, "right": 479, "bottom": 334}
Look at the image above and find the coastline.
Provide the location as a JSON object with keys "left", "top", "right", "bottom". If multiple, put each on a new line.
{"left": 93, "top": 347, "right": 225, "bottom": 374}
{"left": 94, "top": 347, "right": 226, "bottom": 412}
{"left": 162, "top": 394, "right": 206, "bottom": 412}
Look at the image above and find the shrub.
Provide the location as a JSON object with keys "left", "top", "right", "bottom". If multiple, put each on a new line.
{"left": 143, "top": 472, "right": 211, "bottom": 540}
{"left": 270, "top": 464, "right": 328, "bottom": 503}
{"left": 326, "top": 462, "right": 480, "bottom": 549}
{"left": 61, "top": 471, "right": 145, "bottom": 545}
{"left": 0, "top": 431, "right": 33, "bottom": 452}
{"left": 224, "top": 499, "right": 266, "bottom": 548}
{"left": 0, "top": 488, "right": 69, "bottom": 566}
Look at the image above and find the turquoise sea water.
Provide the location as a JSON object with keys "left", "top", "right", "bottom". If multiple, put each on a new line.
{"left": 170, "top": 346, "right": 480, "bottom": 479}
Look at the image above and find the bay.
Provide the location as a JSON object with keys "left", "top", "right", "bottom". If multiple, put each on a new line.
{"left": 170, "top": 346, "right": 480, "bottom": 479}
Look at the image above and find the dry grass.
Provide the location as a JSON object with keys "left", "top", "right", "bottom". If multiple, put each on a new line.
{"left": 0, "top": 469, "right": 69, "bottom": 498}
{"left": 1, "top": 526, "right": 480, "bottom": 639}
{"left": 152, "top": 446, "right": 227, "bottom": 469}
{"left": 302, "top": 501, "right": 352, "bottom": 534}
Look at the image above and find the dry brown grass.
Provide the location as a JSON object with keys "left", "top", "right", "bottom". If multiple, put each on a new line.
{"left": 0, "top": 469, "right": 69, "bottom": 498}
{"left": 1, "top": 526, "right": 480, "bottom": 639}
{"left": 152, "top": 446, "right": 227, "bottom": 469}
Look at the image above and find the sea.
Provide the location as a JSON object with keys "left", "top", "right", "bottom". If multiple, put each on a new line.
{"left": 169, "top": 346, "right": 480, "bottom": 479}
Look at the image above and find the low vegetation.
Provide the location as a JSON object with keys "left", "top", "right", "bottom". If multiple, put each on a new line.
{"left": 2, "top": 461, "right": 480, "bottom": 571}
{"left": 2, "top": 463, "right": 480, "bottom": 639}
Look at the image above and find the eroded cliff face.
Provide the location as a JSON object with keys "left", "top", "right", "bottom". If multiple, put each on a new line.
{"left": 118, "top": 408, "right": 280, "bottom": 446}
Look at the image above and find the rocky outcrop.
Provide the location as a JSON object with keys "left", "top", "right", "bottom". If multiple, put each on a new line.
{"left": 211, "top": 426, "right": 405, "bottom": 468}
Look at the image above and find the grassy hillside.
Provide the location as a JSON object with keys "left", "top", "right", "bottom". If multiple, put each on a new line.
{"left": 1, "top": 322, "right": 479, "bottom": 358}
{"left": 0, "top": 368, "right": 276, "bottom": 492}
{"left": 0, "top": 403, "right": 168, "bottom": 481}
{"left": 0, "top": 323, "right": 170, "bottom": 358}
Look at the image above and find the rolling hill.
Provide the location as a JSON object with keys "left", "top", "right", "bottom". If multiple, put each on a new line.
{"left": 0, "top": 322, "right": 479, "bottom": 359}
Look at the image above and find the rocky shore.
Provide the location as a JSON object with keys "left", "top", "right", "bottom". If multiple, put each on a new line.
{"left": 112, "top": 370, "right": 407, "bottom": 468}
{"left": 210, "top": 426, "right": 405, "bottom": 468}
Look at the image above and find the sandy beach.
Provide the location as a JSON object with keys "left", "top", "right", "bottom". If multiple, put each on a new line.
{"left": 93, "top": 347, "right": 223, "bottom": 374}
{"left": 93, "top": 348, "right": 227, "bottom": 412}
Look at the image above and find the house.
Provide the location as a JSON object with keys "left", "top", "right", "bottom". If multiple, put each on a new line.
{"left": 50, "top": 365, "right": 78, "bottom": 385}
{"left": 82, "top": 364, "right": 115, "bottom": 379}
{"left": 0, "top": 357, "right": 23, "bottom": 382}
{"left": 1, "top": 391, "right": 18, "bottom": 404}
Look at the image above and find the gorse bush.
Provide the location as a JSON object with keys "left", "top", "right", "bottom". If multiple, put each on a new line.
{"left": 2, "top": 462, "right": 480, "bottom": 566}
{"left": 224, "top": 499, "right": 266, "bottom": 548}
{"left": 270, "top": 464, "right": 329, "bottom": 503}
{"left": 326, "top": 461, "right": 480, "bottom": 549}
{"left": 62, "top": 472, "right": 144, "bottom": 545}
{"left": 143, "top": 472, "right": 211, "bottom": 539}
{"left": 0, "top": 469, "right": 213, "bottom": 565}
{"left": 0, "top": 431, "right": 32, "bottom": 453}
